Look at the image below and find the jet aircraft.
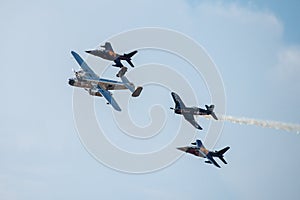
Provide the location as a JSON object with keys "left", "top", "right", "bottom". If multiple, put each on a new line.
{"left": 170, "top": 92, "right": 218, "bottom": 130}
{"left": 68, "top": 51, "right": 143, "bottom": 111}
{"left": 85, "top": 42, "right": 137, "bottom": 68}
{"left": 177, "top": 139, "right": 230, "bottom": 168}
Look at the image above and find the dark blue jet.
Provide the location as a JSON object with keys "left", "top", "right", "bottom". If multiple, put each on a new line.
{"left": 177, "top": 139, "right": 230, "bottom": 168}
{"left": 170, "top": 92, "right": 218, "bottom": 130}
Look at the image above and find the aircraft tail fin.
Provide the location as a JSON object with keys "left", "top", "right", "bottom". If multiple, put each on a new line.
{"left": 205, "top": 104, "right": 214, "bottom": 111}
{"left": 132, "top": 87, "right": 143, "bottom": 97}
{"left": 171, "top": 92, "right": 186, "bottom": 110}
{"left": 191, "top": 139, "right": 204, "bottom": 148}
{"left": 212, "top": 146, "right": 230, "bottom": 164}
{"left": 101, "top": 42, "right": 114, "bottom": 51}
{"left": 205, "top": 104, "right": 218, "bottom": 120}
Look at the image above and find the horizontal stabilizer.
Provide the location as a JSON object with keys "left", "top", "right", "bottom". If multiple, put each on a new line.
{"left": 126, "top": 59, "right": 135, "bottom": 67}
{"left": 121, "top": 76, "right": 135, "bottom": 93}
{"left": 118, "top": 67, "right": 143, "bottom": 97}
{"left": 212, "top": 146, "right": 230, "bottom": 165}
{"left": 219, "top": 156, "right": 227, "bottom": 164}
{"left": 211, "top": 112, "right": 218, "bottom": 120}
{"left": 218, "top": 146, "right": 230, "bottom": 155}
{"left": 125, "top": 50, "right": 138, "bottom": 58}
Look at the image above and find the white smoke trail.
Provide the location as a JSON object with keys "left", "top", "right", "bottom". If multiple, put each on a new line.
{"left": 205, "top": 115, "right": 300, "bottom": 134}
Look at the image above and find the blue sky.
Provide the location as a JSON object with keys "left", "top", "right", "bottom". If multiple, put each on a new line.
{"left": 1, "top": 0, "right": 300, "bottom": 199}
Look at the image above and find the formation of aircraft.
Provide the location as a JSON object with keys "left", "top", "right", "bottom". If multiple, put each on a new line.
{"left": 68, "top": 42, "right": 230, "bottom": 169}
{"left": 68, "top": 51, "right": 142, "bottom": 111}
{"left": 85, "top": 42, "right": 137, "bottom": 68}
{"left": 177, "top": 139, "right": 230, "bottom": 168}
{"left": 170, "top": 92, "right": 218, "bottom": 130}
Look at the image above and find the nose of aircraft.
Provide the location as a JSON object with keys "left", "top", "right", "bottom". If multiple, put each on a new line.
{"left": 85, "top": 50, "right": 91, "bottom": 53}
{"left": 68, "top": 79, "right": 75, "bottom": 86}
{"left": 177, "top": 147, "right": 187, "bottom": 152}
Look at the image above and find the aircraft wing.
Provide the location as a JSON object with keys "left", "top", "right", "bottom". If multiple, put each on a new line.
{"left": 183, "top": 114, "right": 203, "bottom": 130}
{"left": 113, "top": 58, "right": 124, "bottom": 68}
{"left": 177, "top": 147, "right": 201, "bottom": 157}
{"left": 95, "top": 84, "right": 121, "bottom": 111}
{"left": 71, "top": 51, "right": 99, "bottom": 79}
{"left": 206, "top": 153, "right": 221, "bottom": 168}
{"left": 171, "top": 92, "right": 186, "bottom": 109}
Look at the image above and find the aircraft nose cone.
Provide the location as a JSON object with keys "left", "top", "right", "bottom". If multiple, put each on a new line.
{"left": 85, "top": 50, "right": 92, "bottom": 53}
{"left": 177, "top": 147, "right": 187, "bottom": 152}
{"left": 68, "top": 79, "right": 75, "bottom": 86}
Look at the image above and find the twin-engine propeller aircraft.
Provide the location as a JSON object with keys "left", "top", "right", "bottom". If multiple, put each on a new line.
{"left": 177, "top": 139, "right": 230, "bottom": 168}
{"left": 68, "top": 51, "right": 143, "bottom": 111}
{"left": 85, "top": 42, "right": 137, "bottom": 68}
{"left": 170, "top": 92, "right": 218, "bottom": 130}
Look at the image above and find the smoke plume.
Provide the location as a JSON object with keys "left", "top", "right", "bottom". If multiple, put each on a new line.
{"left": 206, "top": 115, "right": 300, "bottom": 134}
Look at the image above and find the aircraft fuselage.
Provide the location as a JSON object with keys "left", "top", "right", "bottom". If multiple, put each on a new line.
{"left": 174, "top": 107, "right": 211, "bottom": 116}
{"left": 177, "top": 146, "right": 220, "bottom": 168}
{"left": 68, "top": 77, "right": 127, "bottom": 93}
{"left": 86, "top": 49, "right": 120, "bottom": 61}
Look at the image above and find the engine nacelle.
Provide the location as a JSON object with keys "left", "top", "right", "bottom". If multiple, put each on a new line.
{"left": 68, "top": 78, "right": 90, "bottom": 88}
{"left": 68, "top": 79, "right": 75, "bottom": 86}
{"left": 88, "top": 89, "right": 102, "bottom": 97}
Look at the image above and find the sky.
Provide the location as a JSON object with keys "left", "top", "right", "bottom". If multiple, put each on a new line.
{"left": 1, "top": 0, "right": 300, "bottom": 199}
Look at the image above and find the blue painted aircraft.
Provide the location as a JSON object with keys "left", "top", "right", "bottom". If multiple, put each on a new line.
{"left": 68, "top": 51, "right": 142, "bottom": 111}
{"left": 177, "top": 139, "right": 230, "bottom": 168}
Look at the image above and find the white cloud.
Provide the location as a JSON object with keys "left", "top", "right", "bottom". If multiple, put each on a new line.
{"left": 275, "top": 46, "right": 300, "bottom": 81}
